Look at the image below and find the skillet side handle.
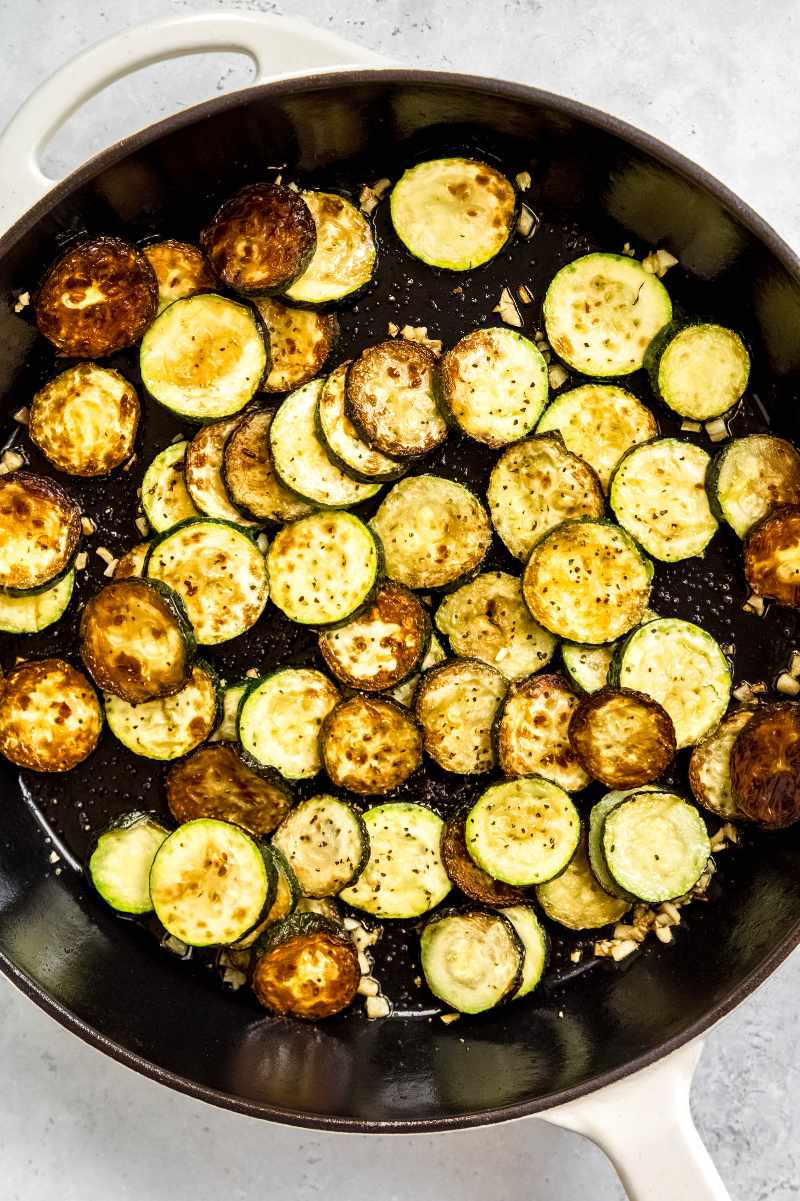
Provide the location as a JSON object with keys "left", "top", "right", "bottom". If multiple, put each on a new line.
{"left": 540, "top": 1040, "right": 731, "bottom": 1201}
{"left": 0, "top": 12, "right": 387, "bottom": 235}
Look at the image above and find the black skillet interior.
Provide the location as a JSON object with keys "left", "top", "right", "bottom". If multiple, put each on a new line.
{"left": 1, "top": 73, "right": 800, "bottom": 1130}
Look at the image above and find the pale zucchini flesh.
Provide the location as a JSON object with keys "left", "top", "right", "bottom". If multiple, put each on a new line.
{"left": 272, "top": 795, "right": 368, "bottom": 897}
{"left": 708, "top": 434, "right": 800, "bottom": 538}
{"left": 465, "top": 777, "right": 580, "bottom": 886}
{"left": 185, "top": 418, "right": 259, "bottom": 526}
{"left": 420, "top": 910, "right": 523, "bottom": 1014}
{"left": 89, "top": 813, "right": 169, "bottom": 914}
{"left": 267, "top": 511, "right": 380, "bottom": 626}
{"left": 536, "top": 839, "right": 630, "bottom": 930}
{"left": 140, "top": 441, "right": 199, "bottom": 533}
{"left": 415, "top": 658, "right": 506, "bottom": 775}
{"left": 104, "top": 662, "right": 218, "bottom": 761}
{"left": 602, "top": 790, "right": 711, "bottom": 903}
{"left": 502, "top": 906, "right": 548, "bottom": 999}
{"left": 340, "top": 802, "right": 450, "bottom": 919}
{"left": 560, "top": 642, "right": 613, "bottom": 694}
{"left": 0, "top": 567, "right": 74, "bottom": 633}
{"left": 587, "top": 789, "right": 649, "bottom": 901}
{"left": 390, "top": 633, "right": 448, "bottom": 707}
{"left": 438, "top": 327, "right": 549, "bottom": 446}
{"left": 651, "top": 322, "right": 750, "bottom": 420}
{"left": 209, "top": 680, "right": 249, "bottom": 742}
{"left": 284, "top": 191, "right": 376, "bottom": 304}
{"left": 497, "top": 673, "right": 591, "bottom": 792}
{"left": 238, "top": 668, "right": 340, "bottom": 780}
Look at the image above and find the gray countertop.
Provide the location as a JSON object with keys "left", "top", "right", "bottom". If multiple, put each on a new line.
{"left": 1, "top": 2, "right": 799, "bottom": 1197}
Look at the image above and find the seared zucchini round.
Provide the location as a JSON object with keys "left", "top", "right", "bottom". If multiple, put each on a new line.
{"left": 415, "top": 658, "right": 507, "bottom": 775}
{"left": 140, "top": 293, "right": 268, "bottom": 421}
{"left": 440, "top": 809, "right": 523, "bottom": 906}
{"left": 185, "top": 417, "right": 259, "bottom": 526}
{"left": 35, "top": 235, "right": 158, "bottom": 357}
{"left": 113, "top": 541, "right": 150, "bottom": 580}
{"left": 30, "top": 364, "right": 139, "bottom": 477}
{"left": 390, "top": 158, "right": 516, "bottom": 270}
{"left": 503, "top": 906, "right": 549, "bottom": 999}
{"left": 486, "top": 435, "right": 604, "bottom": 562}
{"left": 708, "top": 435, "right": 800, "bottom": 538}
{"left": 318, "top": 580, "right": 430, "bottom": 691}
{"left": 80, "top": 577, "right": 195, "bottom": 704}
{"left": 420, "top": 910, "right": 523, "bottom": 1014}
{"left": 536, "top": 839, "right": 630, "bottom": 930}
{"left": 200, "top": 182, "right": 316, "bottom": 295}
{"left": 104, "top": 661, "right": 218, "bottom": 761}
{"left": 0, "top": 472, "right": 81, "bottom": 595}
{"left": 568, "top": 686, "right": 676, "bottom": 788}
{"left": 166, "top": 742, "right": 293, "bottom": 836}
{"left": 465, "top": 777, "right": 580, "bottom": 887}
{"left": 346, "top": 341, "right": 446, "bottom": 458}
{"left": 238, "top": 667, "right": 340, "bottom": 780}
{"left": 438, "top": 327, "right": 549, "bottom": 446}
{"left": 646, "top": 321, "right": 750, "bottom": 420}
{"left": 142, "top": 239, "right": 215, "bottom": 312}
{"left": 602, "top": 790, "right": 710, "bottom": 903}
{"left": 371, "top": 475, "right": 491, "bottom": 590}
{"left": 317, "top": 362, "right": 407, "bottom": 483}
{"left": 0, "top": 568, "right": 74, "bottom": 634}
{"left": 320, "top": 695, "right": 423, "bottom": 794}
{"left": 340, "top": 802, "right": 450, "bottom": 919}
{"left": 496, "top": 673, "right": 590, "bottom": 792}
{"left": 255, "top": 296, "right": 338, "bottom": 393}
{"left": 273, "top": 795, "right": 368, "bottom": 897}
{"left": 267, "top": 510, "right": 380, "bottom": 626}
{"left": 251, "top": 913, "right": 360, "bottom": 1019}
{"left": 140, "top": 441, "right": 200, "bottom": 533}
{"left": 730, "top": 702, "right": 800, "bottom": 828}
{"left": 222, "top": 408, "right": 312, "bottom": 524}
{"left": 744, "top": 504, "right": 800, "bottom": 606}
{"left": 0, "top": 658, "right": 102, "bottom": 772}
{"left": 284, "top": 191, "right": 376, "bottom": 305}
{"left": 689, "top": 705, "right": 759, "bottom": 820}
{"left": 88, "top": 812, "right": 169, "bottom": 915}
{"left": 560, "top": 642, "right": 614, "bottom": 694}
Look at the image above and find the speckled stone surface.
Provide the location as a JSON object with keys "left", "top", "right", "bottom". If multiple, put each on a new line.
{"left": 1, "top": 2, "right": 800, "bottom": 1198}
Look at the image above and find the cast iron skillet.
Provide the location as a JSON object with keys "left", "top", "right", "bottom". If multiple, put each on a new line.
{"left": 2, "top": 69, "right": 800, "bottom": 1132}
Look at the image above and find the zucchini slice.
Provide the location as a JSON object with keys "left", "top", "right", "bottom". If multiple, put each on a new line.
{"left": 420, "top": 910, "right": 523, "bottom": 1014}
{"left": 486, "top": 435, "right": 604, "bottom": 562}
{"left": 201, "top": 182, "right": 317, "bottom": 296}
{"left": 0, "top": 472, "right": 81, "bottom": 595}
{"left": 587, "top": 789, "right": 648, "bottom": 901}
{"left": 647, "top": 321, "right": 750, "bottom": 420}
{"left": 371, "top": 475, "right": 491, "bottom": 590}
{"left": 415, "top": 658, "right": 507, "bottom": 775}
{"left": 317, "top": 362, "right": 407, "bottom": 483}
{"left": 267, "top": 511, "right": 380, "bottom": 626}
{"left": 318, "top": 580, "right": 430, "bottom": 691}
{"left": 346, "top": 340, "right": 446, "bottom": 459}
{"left": 438, "top": 327, "right": 549, "bottom": 447}
{"left": 610, "top": 438, "right": 718, "bottom": 562}
{"left": 273, "top": 795, "right": 369, "bottom": 897}
{"left": 434, "top": 571, "right": 556, "bottom": 681}
{"left": 284, "top": 191, "right": 377, "bottom": 305}
{"left": 496, "top": 673, "right": 590, "bottom": 792}
{"left": 209, "top": 679, "right": 248, "bottom": 743}
{"left": 185, "top": 418, "right": 259, "bottom": 526}
{"left": 140, "top": 441, "right": 200, "bottom": 533}
{"left": 251, "top": 913, "right": 360, "bottom": 1019}
{"left": 744, "top": 504, "right": 800, "bottom": 607}
{"left": 503, "top": 906, "right": 549, "bottom": 999}
{"left": 255, "top": 296, "right": 338, "bottom": 393}
{"left": 0, "top": 658, "right": 102, "bottom": 772}
{"left": 536, "top": 384, "right": 658, "bottom": 492}
{"left": 295, "top": 896, "right": 342, "bottom": 923}
{"left": 465, "top": 777, "right": 580, "bottom": 886}
{"left": 340, "top": 802, "right": 450, "bottom": 919}
{"left": 568, "top": 686, "right": 676, "bottom": 789}
{"left": 113, "top": 542, "right": 150, "bottom": 580}
{"left": 166, "top": 742, "right": 293, "bottom": 836}
{"left": 602, "top": 790, "right": 710, "bottom": 903}
{"left": 140, "top": 294, "right": 267, "bottom": 421}
{"left": 238, "top": 668, "right": 340, "bottom": 780}
{"left": 390, "top": 158, "right": 516, "bottom": 271}
{"left": 320, "top": 695, "right": 423, "bottom": 795}
{"left": 80, "top": 577, "right": 195, "bottom": 704}
{"left": 689, "top": 705, "right": 759, "bottom": 821}
{"left": 390, "top": 632, "right": 448, "bottom": 707}
{"left": 30, "top": 364, "right": 140, "bottom": 477}
{"left": 35, "top": 235, "right": 158, "bottom": 357}
{"left": 0, "top": 568, "right": 74, "bottom": 634}
{"left": 270, "top": 379, "right": 381, "bottom": 507}
{"left": 543, "top": 252, "right": 672, "bottom": 376}
{"left": 222, "top": 408, "right": 312, "bottom": 524}
{"left": 142, "top": 239, "right": 216, "bottom": 313}
{"left": 150, "top": 818, "right": 270, "bottom": 947}
{"left": 105, "top": 660, "right": 218, "bottom": 761}
{"left": 730, "top": 702, "right": 800, "bottom": 828}
{"left": 536, "top": 839, "right": 630, "bottom": 930}
{"left": 88, "top": 812, "right": 169, "bottom": 914}
{"left": 708, "top": 435, "right": 800, "bottom": 538}
{"left": 560, "top": 643, "right": 613, "bottom": 694}
{"left": 613, "top": 617, "right": 731, "bottom": 748}
{"left": 440, "top": 809, "right": 524, "bottom": 906}
{"left": 146, "top": 518, "right": 269, "bottom": 645}
{"left": 523, "top": 519, "right": 652, "bottom": 644}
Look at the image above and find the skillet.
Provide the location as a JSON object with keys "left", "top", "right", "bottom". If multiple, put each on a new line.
{"left": 1, "top": 12, "right": 800, "bottom": 1196}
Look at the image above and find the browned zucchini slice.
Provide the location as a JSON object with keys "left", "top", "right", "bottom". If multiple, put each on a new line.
{"left": 318, "top": 580, "right": 430, "bottom": 691}
{"left": 730, "top": 702, "right": 800, "bottom": 827}
{"left": 496, "top": 673, "right": 590, "bottom": 792}
{"left": 80, "top": 577, "right": 195, "bottom": 704}
{"left": 441, "top": 809, "right": 523, "bottom": 905}
{"left": 185, "top": 417, "right": 258, "bottom": 526}
{"left": 0, "top": 658, "right": 102, "bottom": 772}
{"left": 346, "top": 340, "right": 446, "bottom": 458}
{"left": 689, "top": 705, "right": 759, "bottom": 820}
{"left": 317, "top": 362, "right": 408, "bottom": 483}
{"left": 0, "top": 472, "right": 81, "bottom": 594}
{"left": 35, "top": 235, "right": 158, "bottom": 357}
{"left": 744, "top": 505, "right": 800, "bottom": 606}
{"left": 165, "top": 742, "right": 293, "bottom": 836}
{"left": 251, "top": 913, "right": 360, "bottom": 1019}
{"left": 254, "top": 296, "right": 338, "bottom": 392}
{"left": 320, "top": 695, "right": 423, "bottom": 794}
{"left": 415, "top": 658, "right": 507, "bottom": 775}
{"left": 200, "top": 182, "right": 316, "bottom": 295}
{"left": 29, "top": 364, "right": 139, "bottom": 477}
{"left": 568, "top": 686, "right": 676, "bottom": 789}
{"left": 142, "top": 239, "right": 215, "bottom": 313}
{"left": 113, "top": 541, "right": 151, "bottom": 579}
{"left": 222, "top": 408, "right": 312, "bottom": 523}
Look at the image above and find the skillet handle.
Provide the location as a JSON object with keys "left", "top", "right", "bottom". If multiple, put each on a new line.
{"left": 0, "top": 12, "right": 387, "bottom": 235}
{"left": 540, "top": 1039, "right": 731, "bottom": 1201}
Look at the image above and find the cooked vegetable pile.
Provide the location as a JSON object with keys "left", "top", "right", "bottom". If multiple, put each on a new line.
{"left": 3, "top": 155, "right": 800, "bottom": 1023}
